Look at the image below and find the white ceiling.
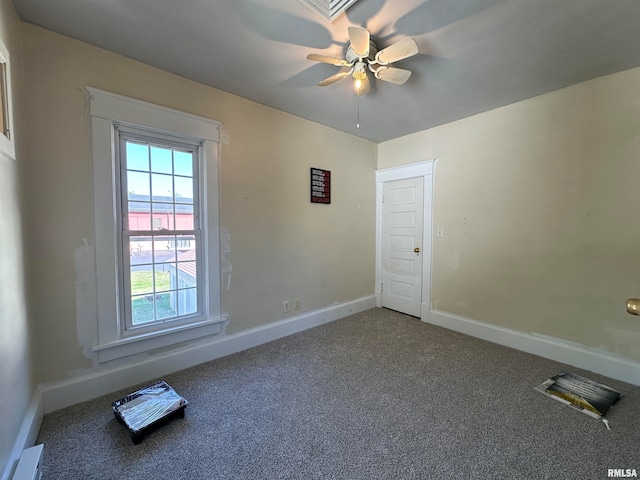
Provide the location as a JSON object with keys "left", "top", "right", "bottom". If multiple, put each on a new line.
{"left": 12, "top": 0, "right": 640, "bottom": 143}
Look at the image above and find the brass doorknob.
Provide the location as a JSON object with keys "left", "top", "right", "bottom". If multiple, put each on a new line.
{"left": 414, "top": 247, "right": 420, "bottom": 253}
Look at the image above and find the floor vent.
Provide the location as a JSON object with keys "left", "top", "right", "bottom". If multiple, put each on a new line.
{"left": 12, "top": 444, "right": 43, "bottom": 480}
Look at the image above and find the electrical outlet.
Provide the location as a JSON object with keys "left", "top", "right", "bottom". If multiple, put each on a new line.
{"left": 294, "top": 298, "right": 300, "bottom": 310}
{"left": 283, "top": 300, "right": 290, "bottom": 313}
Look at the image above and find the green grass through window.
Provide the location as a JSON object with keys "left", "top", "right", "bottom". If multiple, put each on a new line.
{"left": 131, "top": 270, "right": 171, "bottom": 295}
{"left": 132, "top": 295, "right": 175, "bottom": 324}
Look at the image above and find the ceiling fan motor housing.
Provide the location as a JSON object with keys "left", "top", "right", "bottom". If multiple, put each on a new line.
{"left": 345, "top": 40, "right": 377, "bottom": 63}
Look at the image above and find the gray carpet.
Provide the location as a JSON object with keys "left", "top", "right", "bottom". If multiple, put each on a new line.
{"left": 37, "top": 308, "right": 640, "bottom": 479}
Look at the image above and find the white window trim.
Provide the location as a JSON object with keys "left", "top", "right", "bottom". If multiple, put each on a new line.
{"left": 0, "top": 38, "right": 15, "bottom": 160}
{"left": 86, "top": 87, "right": 226, "bottom": 363}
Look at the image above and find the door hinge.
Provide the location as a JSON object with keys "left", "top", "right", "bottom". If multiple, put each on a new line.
{"left": 381, "top": 282, "right": 384, "bottom": 293}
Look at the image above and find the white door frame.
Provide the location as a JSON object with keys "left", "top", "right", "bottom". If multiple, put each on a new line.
{"left": 375, "top": 160, "right": 435, "bottom": 321}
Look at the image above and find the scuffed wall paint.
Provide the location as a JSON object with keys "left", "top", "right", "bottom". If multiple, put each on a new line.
{"left": 221, "top": 226, "right": 232, "bottom": 291}
{"left": 74, "top": 240, "right": 98, "bottom": 363}
{"left": 21, "top": 23, "right": 377, "bottom": 384}
{"left": 0, "top": 0, "right": 35, "bottom": 476}
{"left": 378, "top": 67, "right": 640, "bottom": 363}
{"left": 605, "top": 326, "right": 640, "bottom": 360}
{"left": 219, "top": 127, "right": 230, "bottom": 146}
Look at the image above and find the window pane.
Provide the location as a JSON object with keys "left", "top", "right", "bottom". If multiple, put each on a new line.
{"left": 154, "top": 236, "right": 176, "bottom": 263}
{"left": 151, "top": 203, "right": 172, "bottom": 215}
{"left": 130, "top": 268, "right": 154, "bottom": 295}
{"left": 156, "top": 291, "right": 177, "bottom": 320}
{"left": 166, "top": 262, "right": 178, "bottom": 291}
{"left": 178, "top": 288, "right": 197, "bottom": 316}
{"left": 174, "top": 176, "right": 193, "bottom": 203}
{"left": 131, "top": 294, "right": 155, "bottom": 325}
{"left": 153, "top": 204, "right": 175, "bottom": 230}
{"left": 151, "top": 146, "right": 172, "bottom": 174}
{"left": 128, "top": 202, "right": 150, "bottom": 230}
{"left": 176, "top": 204, "right": 194, "bottom": 230}
{"left": 151, "top": 173, "right": 173, "bottom": 199}
{"left": 129, "top": 236, "right": 152, "bottom": 264}
{"left": 153, "top": 265, "right": 171, "bottom": 292}
{"left": 127, "top": 171, "right": 150, "bottom": 198}
{"left": 177, "top": 262, "right": 197, "bottom": 288}
{"left": 126, "top": 142, "right": 149, "bottom": 171}
{"left": 174, "top": 150, "right": 193, "bottom": 177}
{"left": 176, "top": 235, "right": 196, "bottom": 253}
{"left": 176, "top": 245, "right": 197, "bottom": 316}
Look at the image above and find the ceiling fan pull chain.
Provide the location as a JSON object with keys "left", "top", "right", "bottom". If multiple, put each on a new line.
{"left": 356, "top": 89, "right": 360, "bottom": 129}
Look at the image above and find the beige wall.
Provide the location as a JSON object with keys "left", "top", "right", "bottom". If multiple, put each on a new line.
{"left": 20, "top": 24, "right": 377, "bottom": 384}
{"left": 0, "top": 0, "right": 34, "bottom": 475}
{"left": 379, "top": 68, "right": 640, "bottom": 363}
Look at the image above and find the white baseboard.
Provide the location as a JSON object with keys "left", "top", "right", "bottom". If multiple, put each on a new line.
{"left": 427, "top": 309, "right": 640, "bottom": 386}
{"left": 2, "top": 388, "right": 43, "bottom": 480}
{"left": 41, "top": 295, "right": 376, "bottom": 414}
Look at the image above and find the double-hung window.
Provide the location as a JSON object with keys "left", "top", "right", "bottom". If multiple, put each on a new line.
{"left": 119, "top": 130, "right": 202, "bottom": 328}
{"left": 88, "top": 88, "right": 225, "bottom": 362}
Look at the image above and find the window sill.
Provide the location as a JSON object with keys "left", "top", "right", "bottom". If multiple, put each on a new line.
{"left": 92, "top": 315, "right": 228, "bottom": 363}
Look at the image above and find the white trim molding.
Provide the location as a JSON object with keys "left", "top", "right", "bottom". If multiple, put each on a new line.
{"left": 86, "top": 87, "right": 226, "bottom": 362}
{"left": 375, "top": 160, "right": 436, "bottom": 320}
{"left": 40, "top": 295, "right": 376, "bottom": 414}
{"left": 2, "top": 389, "right": 43, "bottom": 480}
{"left": 428, "top": 309, "right": 640, "bottom": 386}
{"left": 0, "top": 38, "right": 15, "bottom": 161}
{"left": 86, "top": 87, "right": 220, "bottom": 143}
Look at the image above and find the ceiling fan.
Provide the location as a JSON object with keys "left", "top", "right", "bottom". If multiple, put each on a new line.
{"left": 307, "top": 26, "right": 419, "bottom": 95}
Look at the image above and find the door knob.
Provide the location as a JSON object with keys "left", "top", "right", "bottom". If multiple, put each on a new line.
{"left": 414, "top": 247, "right": 420, "bottom": 253}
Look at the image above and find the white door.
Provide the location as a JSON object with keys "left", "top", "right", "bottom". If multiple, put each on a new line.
{"left": 381, "top": 177, "right": 424, "bottom": 317}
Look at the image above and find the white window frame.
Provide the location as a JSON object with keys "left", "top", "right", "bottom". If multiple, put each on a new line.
{"left": 0, "top": 38, "right": 15, "bottom": 160}
{"left": 87, "top": 87, "right": 226, "bottom": 363}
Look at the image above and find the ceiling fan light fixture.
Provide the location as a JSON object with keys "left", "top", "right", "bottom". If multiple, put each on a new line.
{"left": 298, "top": 0, "right": 361, "bottom": 23}
{"left": 353, "top": 62, "right": 367, "bottom": 80}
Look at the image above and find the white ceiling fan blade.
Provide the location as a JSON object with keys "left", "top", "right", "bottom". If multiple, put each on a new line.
{"left": 317, "top": 67, "right": 352, "bottom": 86}
{"left": 375, "top": 37, "right": 419, "bottom": 65}
{"left": 348, "top": 26, "right": 370, "bottom": 58}
{"left": 375, "top": 66, "right": 412, "bottom": 85}
{"left": 307, "top": 54, "right": 350, "bottom": 67}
